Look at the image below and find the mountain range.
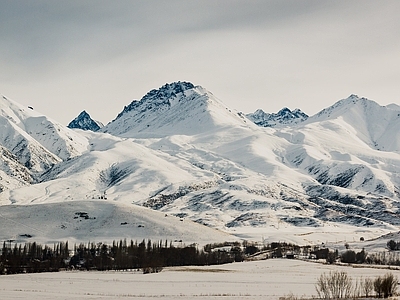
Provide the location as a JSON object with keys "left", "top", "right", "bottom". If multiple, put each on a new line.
{"left": 246, "top": 107, "right": 308, "bottom": 127}
{"left": 0, "top": 82, "right": 399, "bottom": 246}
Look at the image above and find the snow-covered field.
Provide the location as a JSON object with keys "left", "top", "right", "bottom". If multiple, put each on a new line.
{"left": 0, "top": 199, "right": 393, "bottom": 251}
{"left": 2, "top": 259, "right": 400, "bottom": 299}
{"left": 0, "top": 200, "right": 236, "bottom": 246}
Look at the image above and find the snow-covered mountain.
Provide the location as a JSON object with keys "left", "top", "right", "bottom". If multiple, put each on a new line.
{"left": 68, "top": 110, "right": 103, "bottom": 131}
{"left": 246, "top": 107, "right": 308, "bottom": 127}
{"left": 306, "top": 94, "right": 400, "bottom": 151}
{"left": 0, "top": 85, "right": 399, "bottom": 246}
{"left": 0, "top": 95, "right": 89, "bottom": 165}
{"left": 0, "top": 95, "right": 89, "bottom": 181}
{"left": 278, "top": 95, "right": 400, "bottom": 193}
{"left": 102, "top": 81, "right": 251, "bottom": 137}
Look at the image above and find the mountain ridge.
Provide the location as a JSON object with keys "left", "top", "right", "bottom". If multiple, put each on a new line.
{"left": 0, "top": 83, "right": 399, "bottom": 245}
{"left": 0, "top": 95, "right": 89, "bottom": 163}
{"left": 246, "top": 107, "right": 308, "bottom": 127}
{"left": 304, "top": 94, "right": 400, "bottom": 152}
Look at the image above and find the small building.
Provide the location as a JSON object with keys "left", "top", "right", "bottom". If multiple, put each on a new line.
{"left": 286, "top": 252, "right": 295, "bottom": 259}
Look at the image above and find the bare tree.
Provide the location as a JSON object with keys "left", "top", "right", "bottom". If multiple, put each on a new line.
{"left": 363, "top": 277, "right": 373, "bottom": 298}
{"left": 374, "top": 276, "right": 383, "bottom": 298}
{"left": 352, "top": 277, "right": 361, "bottom": 299}
{"left": 316, "top": 272, "right": 330, "bottom": 299}
{"left": 315, "top": 271, "right": 353, "bottom": 299}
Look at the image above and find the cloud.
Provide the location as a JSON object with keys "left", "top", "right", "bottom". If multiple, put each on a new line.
{"left": 0, "top": 0, "right": 399, "bottom": 124}
{"left": 0, "top": 1, "right": 336, "bottom": 68}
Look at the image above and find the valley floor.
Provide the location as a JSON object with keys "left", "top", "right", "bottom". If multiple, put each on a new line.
{"left": 1, "top": 259, "right": 400, "bottom": 299}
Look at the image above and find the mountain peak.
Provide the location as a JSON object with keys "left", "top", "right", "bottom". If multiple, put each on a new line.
{"left": 114, "top": 81, "right": 195, "bottom": 121}
{"left": 101, "top": 81, "right": 248, "bottom": 137}
{"left": 278, "top": 107, "right": 291, "bottom": 115}
{"left": 68, "top": 110, "right": 103, "bottom": 131}
{"left": 142, "top": 81, "right": 195, "bottom": 101}
{"left": 307, "top": 95, "right": 400, "bottom": 151}
{"left": 348, "top": 94, "right": 360, "bottom": 99}
{"left": 345, "top": 94, "right": 372, "bottom": 103}
{"left": 314, "top": 95, "right": 380, "bottom": 119}
{"left": 247, "top": 107, "right": 308, "bottom": 127}
{"left": 78, "top": 110, "right": 89, "bottom": 118}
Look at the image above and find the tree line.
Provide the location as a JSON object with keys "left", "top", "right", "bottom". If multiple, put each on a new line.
{"left": 1, "top": 239, "right": 254, "bottom": 275}
{"left": 4, "top": 238, "right": 400, "bottom": 276}
{"left": 0, "top": 241, "right": 69, "bottom": 274}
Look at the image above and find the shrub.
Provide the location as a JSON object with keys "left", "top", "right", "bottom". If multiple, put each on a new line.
{"left": 315, "top": 271, "right": 352, "bottom": 299}
{"left": 326, "top": 251, "right": 336, "bottom": 264}
{"left": 244, "top": 245, "right": 259, "bottom": 255}
{"left": 312, "top": 248, "right": 329, "bottom": 260}
{"left": 341, "top": 250, "right": 356, "bottom": 263}
{"left": 355, "top": 249, "right": 367, "bottom": 263}
{"left": 387, "top": 240, "right": 397, "bottom": 251}
{"left": 381, "top": 273, "right": 397, "bottom": 298}
{"left": 374, "top": 275, "right": 383, "bottom": 298}
{"left": 374, "top": 273, "right": 397, "bottom": 298}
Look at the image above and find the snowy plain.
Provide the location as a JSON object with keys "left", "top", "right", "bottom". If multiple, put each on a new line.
{"left": 0, "top": 200, "right": 236, "bottom": 246}
{"left": 2, "top": 259, "right": 400, "bottom": 299}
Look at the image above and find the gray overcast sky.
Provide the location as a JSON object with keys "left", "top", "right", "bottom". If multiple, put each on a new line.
{"left": 1, "top": 0, "right": 400, "bottom": 125}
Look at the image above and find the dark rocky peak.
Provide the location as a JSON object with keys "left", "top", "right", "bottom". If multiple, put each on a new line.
{"left": 277, "top": 107, "right": 291, "bottom": 115}
{"left": 250, "top": 109, "right": 269, "bottom": 118}
{"left": 142, "top": 81, "right": 195, "bottom": 102}
{"left": 348, "top": 94, "right": 359, "bottom": 99}
{"left": 77, "top": 110, "right": 90, "bottom": 119}
{"left": 68, "top": 110, "right": 103, "bottom": 131}
{"left": 292, "top": 108, "right": 308, "bottom": 119}
{"left": 246, "top": 107, "right": 308, "bottom": 127}
{"left": 114, "top": 81, "right": 195, "bottom": 120}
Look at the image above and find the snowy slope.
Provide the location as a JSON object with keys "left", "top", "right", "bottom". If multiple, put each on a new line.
{"left": 0, "top": 95, "right": 88, "bottom": 165}
{"left": 307, "top": 94, "right": 400, "bottom": 152}
{"left": 0, "top": 201, "right": 235, "bottom": 245}
{"left": 0, "top": 112, "right": 61, "bottom": 172}
{"left": 277, "top": 95, "right": 400, "bottom": 197}
{"left": 0, "top": 145, "right": 32, "bottom": 193}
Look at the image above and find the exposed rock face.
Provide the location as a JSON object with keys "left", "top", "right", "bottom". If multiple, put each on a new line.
{"left": 68, "top": 110, "right": 103, "bottom": 131}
